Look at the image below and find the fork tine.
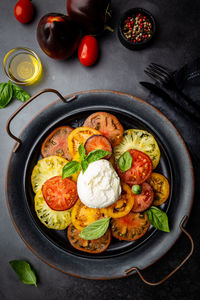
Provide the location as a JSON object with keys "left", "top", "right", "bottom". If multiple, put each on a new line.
{"left": 147, "top": 65, "right": 171, "bottom": 81}
{"left": 151, "top": 63, "right": 171, "bottom": 72}
{"left": 145, "top": 67, "right": 169, "bottom": 83}
{"left": 144, "top": 69, "right": 164, "bottom": 84}
{"left": 150, "top": 63, "right": 171, "bottom": 77}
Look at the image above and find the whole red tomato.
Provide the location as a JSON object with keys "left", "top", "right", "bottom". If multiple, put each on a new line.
{"left": 78, "top": 35, "right": 98, "bottom": 67}
{"left": 14, "top": 0, "right": 34, "bottom": 24}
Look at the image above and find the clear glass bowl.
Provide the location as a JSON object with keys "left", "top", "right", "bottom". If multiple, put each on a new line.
{"left": 3, "top": 47, "right": 42, "bottom": 85}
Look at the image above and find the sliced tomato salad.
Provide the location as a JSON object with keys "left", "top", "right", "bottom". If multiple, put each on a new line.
{"left": 30, "top": 111, "right": 170, "bottom": 254}
{"left": 117, "top": 149, "right": 153, "bottom": 185}
{"left": 42, "top": 176, "right": 78, "bottom": 211}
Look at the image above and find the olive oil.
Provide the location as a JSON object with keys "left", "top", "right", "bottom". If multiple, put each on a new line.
{"left": 8, "top": 52, "right": 41, "bottom": 85}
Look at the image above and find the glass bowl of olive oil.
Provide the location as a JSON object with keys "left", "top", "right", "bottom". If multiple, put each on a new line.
{"left": 3, "top": 47, "right": 42, "bottom": 85}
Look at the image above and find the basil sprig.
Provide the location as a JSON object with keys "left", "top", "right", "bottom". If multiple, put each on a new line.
{"left": 118, "top": 151, "right": 133, "bottom": 172}
{"left": 79, "top": 218, "right": 110, "bottom": 240}
{"left": 0, "top": 81, "right": 30, "bottom": 108}
{"left": 62, "top": 161, "right": 81, "bottom": 178}
{"left": 146, "top": 206, "right": 170, "bottom": 232}
{"left": 9, "top": 260, "right": 37, "bottom": 287}
{"left": 0, "top": 81, "right": 13, "bottom": 108}
{"left": 12, "top": 83, "right": 30, "bottom": 102}
{"left": 62, "top": 144, "right": 111, "bottom": 178}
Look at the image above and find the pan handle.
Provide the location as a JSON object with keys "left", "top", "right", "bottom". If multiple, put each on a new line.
{"left": 6, "top": 88, "right": 76, "bottom": 152}
{"left": 125, "top": 216, "right": 194, "bottom": 286}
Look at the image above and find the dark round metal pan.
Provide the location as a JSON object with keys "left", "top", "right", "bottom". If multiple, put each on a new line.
{"left": 6, "top": 89, "right": 194, "bottom": 282}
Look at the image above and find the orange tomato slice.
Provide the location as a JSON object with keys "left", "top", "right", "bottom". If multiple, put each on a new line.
{"left": 68, "top": 127, "right": 101, "bottom": 157}
{"left": 147, "top": 173, "right": 170, "bottom": 206}
{"left": 71, "top": 199, "right": 103, "bottom": 230}
{"left": 101, "top": 183, "right": 134, "bottom": 218}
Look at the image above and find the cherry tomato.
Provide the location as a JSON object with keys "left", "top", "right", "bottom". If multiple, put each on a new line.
{"left": 42, "top": 176, "right": 78, "bottom": 211}
{"left": 78, "top": 35, "right": 98, "bottom": 67}
{"left": 117, "top": 149, "right": 153, "bottom": 185}
{"left": 14, "top": 0, "right": 34, "bottom": 24}
{"left": 132, "top": 182, "right": 154, "bottom": 212}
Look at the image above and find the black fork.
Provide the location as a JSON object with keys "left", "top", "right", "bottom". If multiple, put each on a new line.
{"left": 144, "top": 62, "right": 200, "bottom": 112}
{"left": 144, "top": 63, "right": 172, "bottom": 85}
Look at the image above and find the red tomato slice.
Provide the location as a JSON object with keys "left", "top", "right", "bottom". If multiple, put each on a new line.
{"left": 41, "top": 126, "right": 73, "bottom": 161}
{"left": 132, "top": 182, "right": 154, "bottom": 212}
{"left": 83, "top": 112, "right": 124, "bottom": 147}
{"left": 117, "top": 149, "right": 152, "bottom": 185}
{"left": 84, "top": 135, "right": 112, "bottom": 159}
{"left": 42, "top": 176, "right": 78, "bottom": 211}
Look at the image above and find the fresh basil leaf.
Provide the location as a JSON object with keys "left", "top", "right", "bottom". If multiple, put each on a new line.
{"left": 78, "top": 143, "right": 86, "bottom": 161}
{"left": 9, "top": 260, "right": 37, "bottom": 287}
{"left": 0, "top": 82, "right": 13, "bottom": 108}
{"left": 118, "top": 151, "right": 132, "bottom": 172}
{"left": 86, "top": 149, "right": 111, "bottom": 163}
{"left": 79, "top": 218, "right": 110, "bottom": 240}
{"left": 146, "top": 206, "right": 170, "bottom": 232}
{"left": 12, "top": 83, "right": 30, "bottom": 102}
{"left": 62, "top": 161, "right": 81, "bottom": 178}
{"left": 81, "top": 160, "right": 88, "bottom": 173}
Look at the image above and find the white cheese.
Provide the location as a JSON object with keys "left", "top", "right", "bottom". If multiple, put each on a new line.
{"left": 77, "top": 159, "right": 121, "bottom": 208}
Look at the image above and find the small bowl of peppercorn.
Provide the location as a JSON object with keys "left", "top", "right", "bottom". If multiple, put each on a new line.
{"left": 118, "top": 8, "right": 156, "bottom": 50}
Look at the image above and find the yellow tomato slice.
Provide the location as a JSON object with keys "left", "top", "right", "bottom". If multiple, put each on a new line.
{"left": 68, "top": 127, "right": 101, "bottom": 157}
{"left": 101, "top": 183, "right": 134, "bottom": 218}
{"left": 147, "top": 173, "right": 170, "bottom": 206}
{"left": 71, "top": 199, "right": 103, "bottom": 230}
{"left": 31, "top": 156, "right": 68, "bottom": 193}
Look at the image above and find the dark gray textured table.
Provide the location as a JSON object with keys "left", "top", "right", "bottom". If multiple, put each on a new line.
{"left": 0, "top": 0, "right": 200, "bottom": 299}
